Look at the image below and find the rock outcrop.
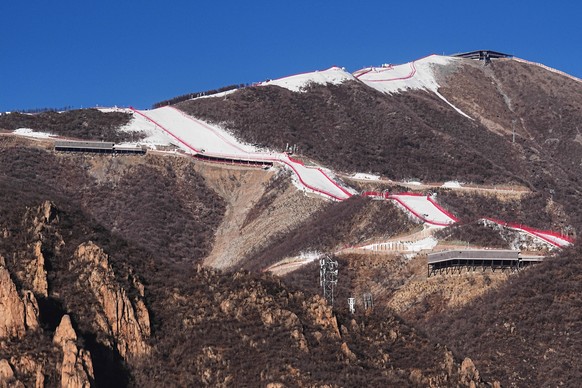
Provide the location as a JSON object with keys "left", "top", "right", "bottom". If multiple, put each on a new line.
{"left": 459, "top": 358, "right": 481, "bottom": 388}
{"left": 73, "top": 242, "right": 151, "bottom": 360}
{"left": 25, "top": 201, "right": 59, "bottom": 234}
{"left": 0, "top": 359, "right": 20, "bottom": 387}
{"left": 9, "top": 356, "right": 44, "bottom": 388}
{"left": 0, "top": 257, "right": 39, "bottom": 339}
{"left": 304, "top": 295, "right": 340, "bottom": 339}
{"left": 261, "top": 308, "right": 309, "bottom": 352}
{"left": 13, "top": 201, "right": 62, "bottom": 298}
{"left": 53, "top": 315, "right": 94, "bottom": 388}
{"left": 28, "top": 242, "right": 48, "bottom": 298}
{"left": 53, "top": 315, "right": 77, "bottom": 348}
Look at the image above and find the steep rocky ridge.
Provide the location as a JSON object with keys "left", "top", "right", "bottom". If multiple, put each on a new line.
{"left": 0, "top": 198, "right": 493, "bottom": 387}
{"left": 0, "top": 201, "right": 154, "bottom": 386}
{"left": 0, "top": 256, "right": 39, "bottom": 340}
{"left": 131, "top": 264, "right": 492, "bottom": 387}
{"left": 73, "top": 242, "right": 151, "bottom": 360}
{"left": 53, "top": 315, "right": 94, "bottom": 388}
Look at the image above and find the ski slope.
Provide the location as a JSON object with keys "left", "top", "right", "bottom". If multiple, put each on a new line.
{"left": 130, "top": 106, "right": 353, "bottom": 201}
{"left": 353, "top": 55, "right": 451, "bottom": 93}
{"left": 353, "top": 55, "right": 473, "bottom": 119}
{"left": 120, "top": 106, "right": 569, "bottom": 246}
{"left": 389, "top": 193, "right": 458, "bottom": 226}
{"left": 484, "top": 218, "right": 573, "bottom": 248}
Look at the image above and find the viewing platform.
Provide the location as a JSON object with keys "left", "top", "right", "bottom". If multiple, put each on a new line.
{"left": 427, "top": 249, "right": 544, "bottom": 277}
{"left": 54, "top": 140, "right": 147, "bottom": 155}
{"left": 452, "top": 50, "right": 513, "bottom": 62}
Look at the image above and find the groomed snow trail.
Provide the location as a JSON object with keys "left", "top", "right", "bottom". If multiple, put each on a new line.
{"left": 119, "top": 54, "right": 574, "bottom": 249}
{"left": 131, "top": 106, "right": 353, "bottom": 201}
{"left": 389, "top": 193, "right": 458, "bottom": 226}
{"left": 354, "top": 55, "right": 473, "bottom": 119}
{"left": 124, "top": 107, "right": 572, "bottom": 248}
{"left": 484, "top": 218, "right": 573, "bottom": 248}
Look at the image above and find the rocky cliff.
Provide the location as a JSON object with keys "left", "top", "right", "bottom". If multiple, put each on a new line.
{"left": 73, "top": 242, "right": 150, "bottom": 360}
{"left": 0, "top": 256, "right": 39, "bottom": 339}
{"left": 0, "top": 201, "right": 154, "bottom": 386}
{"left": 1, "top": 200, "right": 490, "bottom": 386}
{"left": 53, "top": 315, "right": 94, "bottom": 388}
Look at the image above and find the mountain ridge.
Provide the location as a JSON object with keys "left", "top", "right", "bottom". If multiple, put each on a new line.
{"left": 1, "top": 50, "right": 581, "bottom": 387}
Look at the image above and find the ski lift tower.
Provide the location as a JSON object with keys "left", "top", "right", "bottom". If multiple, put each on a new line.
{"left": 320, "top": 255, "right": 338, "bottom": 306}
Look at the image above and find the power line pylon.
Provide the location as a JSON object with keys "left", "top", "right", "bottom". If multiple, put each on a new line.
{"left": 319, "top": 254, "right": 338, "bottom": 306}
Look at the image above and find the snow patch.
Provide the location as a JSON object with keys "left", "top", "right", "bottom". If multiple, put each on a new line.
{"left": 442, "top": 180, "right": 462, "bottom": 188}
{"left": 354, "top": 55, "right": 452, "bottom": 93}
{"left": 260, "top": 66, "right": 356, "bottom": 92}
{"left": 433, "top": 90, "right": 473, "bottom": 120}
{"left": 390, "top": 194, "right": 457, "bottom": 226}
{"left": 297, "top": 251, "right": 323, "bottom": 261}
{"left": 194, "top": 89, "right": 238, "bottom": 100}
{"left": 117, "top": 109, "right": 173, "bottom": 148}
{"left": 97, "top": 107, "right": 123, "bottom": 113}
{"left": 352, "top": 173, "right": 381, "bottom": 181}
{"left": 132, "top": 106, "right": 352, "bottom": 200}
{"left": 12, "top": 128, "right": 55, "bottom": 139}
{"left": 406, "top": 236, "right": 439, "bottom": 252}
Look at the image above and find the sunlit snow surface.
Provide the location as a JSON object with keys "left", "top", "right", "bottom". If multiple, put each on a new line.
{"left": 354, "top": 55, "right": 473, "bottom": 119}
{"left": 259, "top": 66, "right": 356, "bottom": 92}
{"left": 389, "top": 194, "right": 457, "bottom": 226}
{"left": 353, "top": 55, "right": 452, "bottom": 93}
{"left": 12, "top": 128, "right": 55, "bottom": 138}
{"left": 133, "top": 106, "right": 353, "bottom": 200}
{"left": 352, "top": 173, "right": 381, "bottom": 181}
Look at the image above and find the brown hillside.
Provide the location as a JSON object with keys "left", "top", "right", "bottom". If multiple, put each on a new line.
{"left": 423, "top": 245, "right": 582, "bottom": 387}
{"left": 438, "top": 58, "right": 582, "bottom": 233}
{"left": 176, "top": 81, "right": 524, "bottom": 184}
{"left": 3, "top": 54, "right": 582, "bottom": 386}
{"left": 0, "top": 109, "right": 141, "bottom": 142}
{"left": 0, "top": 185, "right": 489, "bottom": 387}
{"left": 0, "top": 139, "right": 225, "bottom": 264}
{"left": 243, "top": 196, "right": 417, "bottom": 272}
{"left": 176, "top": 58, "right": 582, "bottom": 236}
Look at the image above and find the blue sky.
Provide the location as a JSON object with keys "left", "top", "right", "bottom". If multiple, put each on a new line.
{"left": 2, "top": 0, "right": 580, "bottom": 111}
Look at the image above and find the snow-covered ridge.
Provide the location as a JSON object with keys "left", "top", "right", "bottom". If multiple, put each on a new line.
{"left": 353, "top": 55, "right": 453, "bottom": 93}
{"left": 131, "top": 106, "right": 354, "bottom": 201}
{"left": 259, "top": 66, "right": 356, "bottom": 92}
{"left": 354, "top": 55, "right": 472, "bottom": 119}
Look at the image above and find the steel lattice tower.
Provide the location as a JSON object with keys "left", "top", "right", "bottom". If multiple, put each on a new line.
{"left": 320, "top": 255, "right": 338, "bottom": 306}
